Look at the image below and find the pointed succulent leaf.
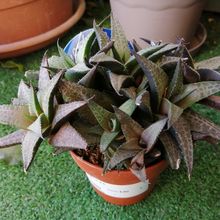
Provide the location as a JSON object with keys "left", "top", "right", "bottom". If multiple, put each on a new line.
{"left": 160, "top": 98, "right": 183, "bottom": 128}
{"left": 130, "top": 151, "right": 147, "bottom": 182}
{"left": 141, "top": 117, "right": 168, "bottom": 152}
{"left": 59, "top": 80, "right": 115, "bottom": 110}
{"left": 38, "top": 54, "right": 51, "bottom": 91}
{"left": 93, "top": 20, "right": 110, "bottom": 50}
{"left": 171, "top": 116, "right": 193, "bottom": 179}
{"left": 75, "top": 30, "right": 96, "bottom": 64}
{"left": 197, "top": 68, "right": 220, "bottom": 81}
{"left": 48, "top": 55, "right": 67, "bottom": 69}
{"left": 183, "top": 63, "right": 200, "bottom": 83}
{"left": 29, "top": 86, "right": 43, "bottom": 117}
{"left": 64, "top": 63, "right": 91, "bottom": 82}
{"left": 88, "top": 101, "right": 114, "bottom": 131}
{"left": 184, "top": 110, "right": 220, "bottom": 141}
{"left": 100, "top": 99, "right": 137, "bottom": 152}
{"left": 17, "top": 80, "right": 31, "bottom": 105}
{"left": 40, "top": 71, "right": 63, "bottom": 122}
{"left": 125, "top": 44, "right": 167, "bottom": 70}
{"left": 120, "top": 87, "right": 137, "bottom": 100}
{"left": 108, "top": 138, "right": 141, "bottom": 169}
{"left": 78, "top": 65, "right": 97, "bottom": 87}
{"left": 160, "top": 56, "right": 180, "bottom": 70}
{"left": 134, "top": 52, "right": 169, "bottom": 111}
{"left": 159, "top": 131, "right": 181, "bottom": 169}
{"left": 27, "top": 113, "right": 49, "bottom": 137}
{"left": 111, "top": 15, "right": 130, "bottom": 62}
{"left": 22, "top": 131, "right": 43, "bottom": 172}
{"left": 57, "top": 40, "right": 75, "bottom": 68}
{"left": 199, "top": 95, "right": 220, "bottom": 111}
{"left": 167, "top": 59, "right": 183, "bottom": 99}
{"left": 148, "top": 44, "right": 178, "bottom": 61}
{"left": 98, "top": 40, "right": 114, "bottom": 55}
{"left": 108, "top": 71, "right": 133, "bottom": 95}
{"left": 191, "top": 131, "right": 219, "bottom": 145}
{"left": 114, "top": 107, "right": 143, "bottom": 140}
{"left": 136, "top": 90, "right": 152, "bottom": 116}
{"left": 176, "top": 81, "right": 220, "bottom": 109}
{"left": 52, "top": 101, "right": 87, "bottom": 131}
{"left": 195, "top": 56, "right": 220, "bottom": 70}
{"left": 89, "top": 52, "right": 125, "bottom": 72}
{"left": 0, "top": 130, "right": 26, "bottom": 148}
{"left": 0, "top": 105, "right": 33, "bottom": 129}
{"left": 49, "top": 122, "right": 87, "bottom": 149}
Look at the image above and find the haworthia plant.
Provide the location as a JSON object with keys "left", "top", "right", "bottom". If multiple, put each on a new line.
{"left": 0, "top": 15, "right": 219, "bottom": 183}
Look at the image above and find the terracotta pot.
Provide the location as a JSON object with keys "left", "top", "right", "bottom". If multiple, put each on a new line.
{"left": 70, "top": 151, "right": 168, "bottom": 206}
{"left": 110, "top": 0, "right": 205, "bottom": 48}
{"left": 0, "top": 0, "right": 86, "bottom": 58}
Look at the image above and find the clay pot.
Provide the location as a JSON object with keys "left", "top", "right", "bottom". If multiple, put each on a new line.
{"left": 70, "top": 151, "right": 167, "bottom": 206}
{"left": 110, "top": 0, "right": 205, "bottom": 48}
{"left": 0, "top": 0, "right": 85, "bottom": 58}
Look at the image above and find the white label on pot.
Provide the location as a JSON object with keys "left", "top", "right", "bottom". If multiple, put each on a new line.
{"left": 86, "top": 173, "right": 149, "bottom": 198}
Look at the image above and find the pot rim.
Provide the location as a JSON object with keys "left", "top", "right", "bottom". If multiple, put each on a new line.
{"left": 70, "top": 150, "right": 167, "bottom": 175}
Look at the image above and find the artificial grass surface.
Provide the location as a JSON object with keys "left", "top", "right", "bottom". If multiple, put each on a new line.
{"left": 0, "top": 2, "right": 220, "bottom": 219}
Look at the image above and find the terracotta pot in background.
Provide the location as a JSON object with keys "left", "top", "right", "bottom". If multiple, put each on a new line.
{"left": 110, "top": 0, "right": 205, "bottom": 48}
{"left": 0, "top": 0, "right": 85, "bottom": 58}
{"left": 70, "top": 151, "right": 167, "bottom": 206}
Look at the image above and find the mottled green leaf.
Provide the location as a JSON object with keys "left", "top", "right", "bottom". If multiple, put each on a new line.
{"left": 38, "top": 54, "right": 51, "bottom": 91}
{"left": 171, "top": 116, "right": 193, "bottom": 179}
{"left": 0, "top": 130, "right": 26, "bottom": 148}
{"left": 191, "top": 131, "right": 219, "bottom": 145}
{"left": 52, "top": 101, "right": 87, "bottom": 131}
{"left": 22, "top": 131, "right": 43, "bottom": 172}
{"left": 176, "top": 81, "right": 220, "bottom": 109}
{"left": 130, "top": 151, "right": 146, "bottom": 182}
{"left": 160, "top": 98, "right": 183, "bottom": 128}
{"left": 183, "top": 63, "right": 200, "bottom": 83}
{"left": 167, "top": 59, "right": 183, "bottom": 99}
{"left": 25, "top": 70, "right": 39, "bottom": 82}
{"left": 89, "top": 52, "right": 124, "bottom": 72}
{"left": 195, "top": 56, "right": 220, "bottom": 70}
{"left": 134, "top": 52, "right": 169, "bottom": 111}
{"left": 78, "top": 65, "right": 97, "bottom": 87}
{"left": 148, "top": 44, "right": 178, "bottom": 61}
{"left": 159, "top": 131, "right": 181, "bottom": 169}
{"left": 16, "top": 80, "right": 31, "bottom": 105}
{"left": 108, "top": 71, "right": 133, "bottom": 95}
{"left": 199, "top": 95, "right": 220, "bottom": 111}
{"left": 48, "top": 55, "right": 66, "bottom": 69}
{"left": 197, "top": 68, "right": 220, "bottom": 81}
{"left": 141, "top": 118, "right": 167, "bottom": 153}
{"left": 57, "top": 40, "right": 75, "bottom": 68}
{"left": 41, "top": 71, "right": 63, "bottom": 122}
{"left": 59, "top": 80, "right": 114, "bottom": 110}
{"left": 135, "top": 90, "right": 152, "bottom": 117}
{"left": 114, "top": 107, "right": 143, "bottom": 140}
{"left": 108, "top": 139, "right": 141, "bottom": 169}
{"left": 93, "top": 20, "right": 110, "bottom": 50}
{"left": 88, "top": 101, "right": 114, "bottom": 131}
{"left": 49, "top": 122, "right": 87, "bottom": 149}
{"left": 125, "top": 44, "right": 166, "bottom": 70}
{"left": 29, "top": 86, "right": 43, "bottom": 117}
{"left": 100, "top": 99, "right": 137, "bottom": 152}
{"left": 27, "top": 113, "right": 49, "bottom": 137}
{"left": 75, "top": 30, "right": 96, "bottom": 64}
{"left": 64, "top": 63, "right": 90, "bottom": 82}
{"left": 184, "top": 110, "right": 220, "bottom": 141}
{"left": 160, "top": 56, "right": 180, "bottom": 70}
{"left": 111, "top": 15, "right": 130, "bottom": 62}
{"left": 0, "top": 105, "right": 33, "bottom": 129}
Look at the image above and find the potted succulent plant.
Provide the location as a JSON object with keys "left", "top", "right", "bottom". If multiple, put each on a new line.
{"left": 0, "top": 16, "right": 220, "bottom": 206}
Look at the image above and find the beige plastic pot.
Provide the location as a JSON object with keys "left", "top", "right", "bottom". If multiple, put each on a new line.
{"left": 110, "top": 0, "right": 205, "bottom": 47}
